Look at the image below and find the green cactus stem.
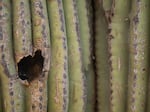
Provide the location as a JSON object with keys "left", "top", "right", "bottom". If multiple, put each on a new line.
{"left": 63, "top": 0, "right": 86, "bottom": 111}
{"left": 47, "top": 0, "right": 69, "bottom": 112}
{"left": 102, "top": 0, "right": 112, "bottom": 11}
{"left": 107, "top": 0, "right": 130, "bottom": 112}
{"left": 12, "top": 0, "right": 33, "bottom": 111}
{"left": 12, "top": 0, "right": 32, "bottom": 62}
{"left": 76, "top": 0, "right": 95, "bottom": 111}
{"left": 94, "top": 1, "right": 110, "bottom": 112}
{"left": 0, "top": 0, "right": 25, "bottom": 111}
{"left": 30, "top": 0, "right": 51, "bottom": 111}
{"left": 127, "top": 0, "right": 150, "bottom": 112}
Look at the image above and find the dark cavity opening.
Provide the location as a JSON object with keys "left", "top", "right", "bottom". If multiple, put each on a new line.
{"left": 17, "top": 50, "right": 44, "bottom": 82}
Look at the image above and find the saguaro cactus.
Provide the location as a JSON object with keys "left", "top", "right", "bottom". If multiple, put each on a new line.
{"left": 127, "top": 0, "right": 150, "bottom": 112}
{"left": 76, "top": 0, "right": 95, "bottom": 111}
{"left": 94, "top": 1, "right": 110, "bottom": 112}
{"left": 62, "top": 0, "right": 86, "bottom": 112}
{"left": 47, "top": 0, "right": 69, "bottom": 112}
{"left": 12, "top": 1, "right": 32, "bottom": 111}
{"left": 0, "top": 0, "right": 25, "bottom": 111}
{"left": 30, "top": 0, "right": 51, "bottom": 111}
{"left": 0, "top": 0, "right": 150, "bottom": 112}
{"left": 107, "top": 0, "right": 130, "bottom": 112}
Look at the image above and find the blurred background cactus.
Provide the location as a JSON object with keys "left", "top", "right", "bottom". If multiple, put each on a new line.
{"left": 0, "top": 0, "right": 150, "bottom": 112}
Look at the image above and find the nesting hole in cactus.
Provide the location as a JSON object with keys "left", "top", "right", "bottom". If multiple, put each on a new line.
{"left": 17, "top": 50, "right": 44, "bottom": 82}
{"left": 142, "top": 68, "right": 146, "bottom": 71}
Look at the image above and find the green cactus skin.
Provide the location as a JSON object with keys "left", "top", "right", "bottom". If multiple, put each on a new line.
{"left": 102, "top": 0, "right": 112, "bottom": 11}
{"left": 31, "top": 0, "right": 51, "bottom": 70}
{"left": 107, "top": 0, "right": 130, "bottom": 112}
{"left": 127, "top": 0, "right": 150, "bottom": 112}
{"left": 63, "top": 0, "right": 86, "bottom": 112}
{"left": 12, "top": 0, "right": 32, "bottom": 62}
{"left": 30, "top": 0, "right": 51, "bottom": 112}
{"left": 47, "top": 0, "right": 69, "bottom": 112}
{"left": 76, "top": 0, "right": 95, "bottom": 112}
{"left": 12, "top": 2, "right": 32, "bottom": 109}
{"left": 94, "top": 1, "right": 110, "bottom": 112}
{"left": 0, "top": 0, "right": 25, "bottom": 112}
{"left": 12, "top": 0, "right": 33, "bottom": 112}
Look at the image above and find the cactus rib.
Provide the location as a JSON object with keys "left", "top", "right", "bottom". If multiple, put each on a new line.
{"left": 94, "top": 1, "right": 110, "bottom": 112}
{"left": 12, "top": 0, "right": 33, "bottom": 111}
{"left": 107, "top": 0, "right": 130, "bottom": 112}
{"left": 13, "top": 0, "right": 32, "bottom": 62}
{"left": 47, "top": 0, "right": 69, "bottom": 112}
{"left": 76, "top": 0, "right": 95, "bottom": 111}
{"left": 127, "top": 0, "right": 150, "bottom": 112}
{"left": 63, "top": 0, "right": 86, "bottom": 111}
{"left": 0, "top": 0, "right": 25, "bottom": 111}
{"left": 30, "top": 0, "right": 51, "bottom": 111}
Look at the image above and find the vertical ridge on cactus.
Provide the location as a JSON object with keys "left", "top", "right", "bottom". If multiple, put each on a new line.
{"left": 0, "top": 0, "right": 25, "bottom": 111}
{"left": 107, "top": 0, "right": 130, "bottom": 112}
{"left": 94, "top": 1, "right": 110, "bottom": 112}
{"left": 63, "top": 0, "right": 86, "bottom": 111}
{"left": 12, "top": 0, "right": 32, "bottom": 111}
{"left": 76, "top": 0, "right": 95, "bottom": 111}
{"left": 30, "top": 0, "right": 51, "bottom": 111}
{"left": 12, "top": 0, "right": 33, "bottom": 62}
{"left": 127, "top": 0, "right": 150, "bottom": 112}
{"left": 47, "top": 0, "right": 69, "bottom": 112}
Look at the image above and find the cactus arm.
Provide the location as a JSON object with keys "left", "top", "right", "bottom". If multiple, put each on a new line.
{"left": 127, "top": 0, "right": 150, "bottom": 112}
{"left": 47, "top": 0, "right": 69, "bottom": 112}
{"left": 63, "top": 0, "right": 86, "bottom": 112}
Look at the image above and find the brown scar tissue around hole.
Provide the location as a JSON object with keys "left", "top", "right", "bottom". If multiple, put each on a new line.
{"left": 17, "top": 50, "right": 44, "bottom": 82}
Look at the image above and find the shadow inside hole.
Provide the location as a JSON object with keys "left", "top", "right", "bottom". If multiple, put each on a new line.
{"left": 17, "top": 50, "right": 44, "bottom": 82}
